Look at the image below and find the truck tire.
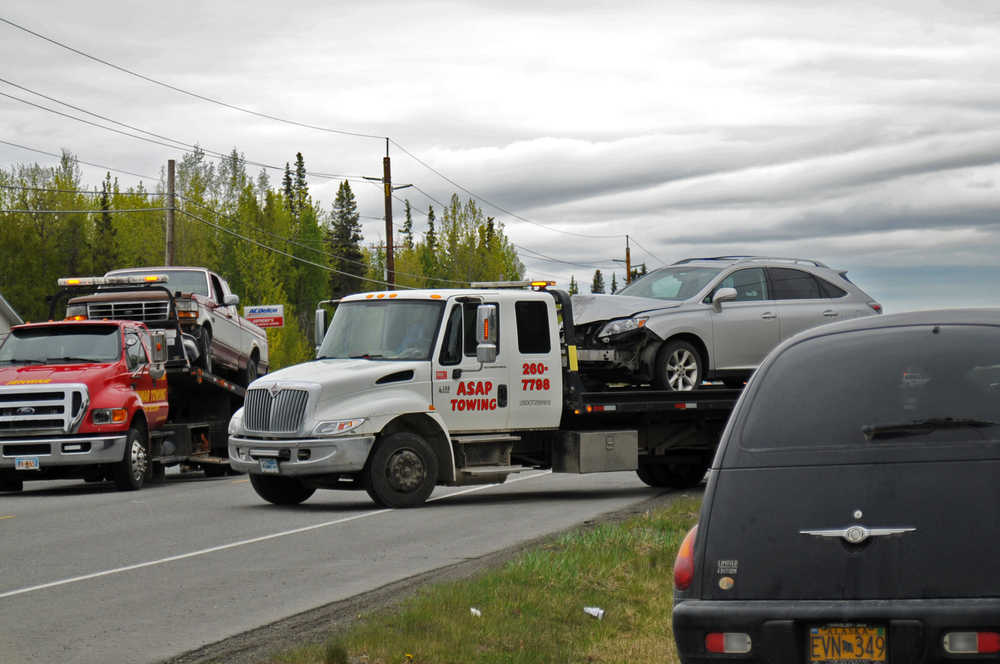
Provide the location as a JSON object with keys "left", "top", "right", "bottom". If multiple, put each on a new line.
{"left": 654, "top": 339, "right": 703, "bottom": 391}
{"left": 637, "top": 460, "right": 706, "bottom": 489}
{"left": 203, "top": 464, "right": 228, "bottom": 478}
{"left": 113, "top": 426, "right": 149, "bottom": 491}
{"left": 365, "top": 432, "right": 438, "bottom": 508}
{"left": 198, "top": 327, "right": 213, "bottom": 374}
{"left": 249, "top": 474, "right": 315, "bottom": 505}
{"left": 241, "top": 353, "right": 258, "bottom": 387}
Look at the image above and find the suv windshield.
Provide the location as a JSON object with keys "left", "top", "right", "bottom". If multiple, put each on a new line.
{"left": 617, "top": 267, "right": 721, "bottom": 300}
{"left": 741, "top": 325, "right": 1000, "bottom": 452}
{"left": 0, "top": 325, "right": 121, "bottom": 364}
{"left": 108, "top": 270, "right": 209, "bottom": 296}
{"left": 317, "top": 300, "right": 445, "bottom": 361}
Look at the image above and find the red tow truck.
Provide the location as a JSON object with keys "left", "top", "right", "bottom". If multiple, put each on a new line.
{"left": 0, "top": 275, "right": 246, "bottom": 492}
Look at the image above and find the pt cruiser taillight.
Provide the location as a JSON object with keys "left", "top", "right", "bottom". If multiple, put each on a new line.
{"left": 673, "top": 524, "right": 698, "bottom": 590}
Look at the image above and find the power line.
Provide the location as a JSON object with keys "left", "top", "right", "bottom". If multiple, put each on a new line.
{"left": 629, "top": 237, "right": 665, "bottom": 266}
{"left": 1, "top": 208, "right": 167, "bottom": 214}
{"left": 0, "top": 17, "right": 627, "bottom": 242}
{"left": 0, "top": 17, "right": 385, "bottom": 142}
{"left": 514, "top": 243, "right": 620, "bottom": 269}
{"left": 0, "top": 138, "right": 158, "bottom": 180}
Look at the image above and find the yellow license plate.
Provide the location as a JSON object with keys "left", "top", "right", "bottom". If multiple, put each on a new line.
{"left": 809, "top": 624, "right": 886, "bottom": 663}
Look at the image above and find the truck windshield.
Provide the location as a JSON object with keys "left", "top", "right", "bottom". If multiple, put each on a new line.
{"left": 317, "top": 300, "right": 444, "bottom": 361}
{"left": 108, "top": 270, "right": 209, "bottom": 296}
{"left": 617, "top": 267, "right": 721, "bottom": 300}
{"left": 0, "top": 326, "right": 121, "bottom": 364}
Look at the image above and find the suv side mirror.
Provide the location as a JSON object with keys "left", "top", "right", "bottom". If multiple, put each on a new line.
{"left": 712, "top": 287, "right": 738, "bottom": 313}
{"left": 223, "top": 294, "right": 239, "bottom": 307}
{"left": 475, "top": 304, "right": 498, "bottom": 364}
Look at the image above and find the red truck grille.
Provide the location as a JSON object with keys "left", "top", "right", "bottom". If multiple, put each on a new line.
{"left": 0, "top": 385, "right": 89, "bottom": 435}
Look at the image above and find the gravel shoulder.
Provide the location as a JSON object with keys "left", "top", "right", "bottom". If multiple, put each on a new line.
{"left": 162, "top": 489, "right": 698, "bottom": 664}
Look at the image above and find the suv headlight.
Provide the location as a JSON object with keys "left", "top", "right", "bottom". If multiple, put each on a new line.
{"left": 228, "top": 407, "right": 244, "bottom": 435}
{"left": 598, "top": 316, "right": 649, "bottom": 340}
{"left": 313, "top": 418, "right": 366, "bottom": 436}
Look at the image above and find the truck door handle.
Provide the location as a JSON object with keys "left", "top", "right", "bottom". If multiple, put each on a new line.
{"left": 498, "top": 384, "right": 508, "bottom": 408}
{"left": 823, "top": 310, "right": 839, "bottom": 317}
{"left": 761, "top": 312, "right": 776, "bottom": 320}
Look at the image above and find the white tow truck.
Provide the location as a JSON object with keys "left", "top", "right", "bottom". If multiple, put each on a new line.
{"left": 228, "top": 281, "right": 741, "bottom": 507}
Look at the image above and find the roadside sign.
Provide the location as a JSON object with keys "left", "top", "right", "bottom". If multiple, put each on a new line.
{"left": 245, "top": 304, "right": 284, "bottom": 328}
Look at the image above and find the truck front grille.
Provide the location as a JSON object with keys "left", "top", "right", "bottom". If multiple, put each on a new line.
{"left": 244, "top": 388, "right": 309, "bottom": 433}
{"left": 0, "top": 385, "right": 89, "bottom": 435}
{"left": 87, "top": 300, "right": 169, "bottom": 322}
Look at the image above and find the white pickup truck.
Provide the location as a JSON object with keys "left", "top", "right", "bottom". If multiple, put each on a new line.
{"left": 66, "top": 266, "right": 268, "bottom": 385}
{"left": 228, "top": 281, "right": 741, "bottom": 508}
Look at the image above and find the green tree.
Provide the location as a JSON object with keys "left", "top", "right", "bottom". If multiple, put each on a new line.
{"left": 293, "top": 152, "right": 308, "bottom": 215}
{"left": 610, "top": 272, "right": 618, "bottom": 294}
{"left": 92, "top": 173, "right": 118, "bottom": 275}
{"left": 326, "top": 181, "right": 364, "bottom": 296}
{"left": 568, "top": 275, "right": 579, "bottom": 295}
{"left": 591, "top": 269, "right": 605, "bottom": 294}
{"left": 282, "top": 163, "right": 294, "bottom": 215}
{"left": 401, "top": 199, "right": 414, "bottom": 250}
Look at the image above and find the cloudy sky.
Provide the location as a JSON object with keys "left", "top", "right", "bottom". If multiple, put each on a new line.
{"left": 3, "top": 0, "right": 1000, "bottom": 312}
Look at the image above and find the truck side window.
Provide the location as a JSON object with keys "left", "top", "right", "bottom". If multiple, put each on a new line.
{"left": 210, "top": 274, "right": 226, "bottom": 305}
{"left": 439, "top": 305, "right": 463, "bottom": 366}
{"left": 515, "top": 301, "right": 551, "bottom": 354}
{"left": 463, "top": 301, "right": 499, "bottom": 357}
{"left": 125, "top": 331, "right": 147, "bottom": 371}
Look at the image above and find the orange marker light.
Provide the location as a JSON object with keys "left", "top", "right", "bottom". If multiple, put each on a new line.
{"left": 377, "top": 293, "right": 385, "bottom": 299}
{"left": 430, "top": 294, "right": 442, "bottom": 299}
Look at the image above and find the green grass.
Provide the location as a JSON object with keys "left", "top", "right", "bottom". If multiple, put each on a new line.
{"left": 273, "top": 495, "right": 701, "bottom": 664}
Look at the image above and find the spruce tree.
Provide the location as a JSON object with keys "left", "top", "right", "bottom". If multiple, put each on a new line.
{"left": 282, "top": 163, "right": 294, "bottom": 215}
{"left": 591, "top": 269, "right": 606, "bottom": 294}
{"left": 92, "top": 172, "right": 117, "bottom": 275}
{"left": 610, "top": 272, "right": 618, "bottom": 294}
{"left": 327, "top": 180, "right": 364, "bottom": 296}
{"left": 401, "top": 199, "right": 414, "bottom": 249}
{"left": 293, "top": 152, "right": 308, "bottom": 214}
{"left": 568, "top": 275, "right": 579, "bottom": 295}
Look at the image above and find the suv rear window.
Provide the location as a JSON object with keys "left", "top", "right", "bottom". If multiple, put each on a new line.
{"left": 733, "top": 325, "right": 1000, "bottom": 466}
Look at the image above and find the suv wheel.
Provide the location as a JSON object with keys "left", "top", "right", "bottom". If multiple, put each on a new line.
{"left": 654, "top": 340, "right": 703, "bottom": 391}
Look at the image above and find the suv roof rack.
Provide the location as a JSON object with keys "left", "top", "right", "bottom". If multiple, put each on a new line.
{"left": 672, "top": 256, "right": 829, "bottom": 268}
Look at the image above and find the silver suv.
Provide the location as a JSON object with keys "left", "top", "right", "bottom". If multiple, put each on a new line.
{"left": 572, "top": 256, "right": 881, "bottom": 390}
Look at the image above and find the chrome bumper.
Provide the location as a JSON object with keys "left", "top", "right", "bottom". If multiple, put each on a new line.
{"left": 0, "top": 434, "right": 128, "bottom": 468}
{"left": 228, "top": 434, "right": 375, "bottom": 476}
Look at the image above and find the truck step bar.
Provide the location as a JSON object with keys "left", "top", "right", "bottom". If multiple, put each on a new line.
{"left": 459, "top": 464, "right": 533, "bottom": 475}
{"left": 451, "top": 433, "right": 521, "bottom": 445}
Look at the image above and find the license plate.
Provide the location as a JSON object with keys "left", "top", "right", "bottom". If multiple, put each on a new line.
{"left": 259, "top": 458, "right": 279, "bottom": 474}
{"left": 809, "top": 624, "right": 886, "bottom": 663}
{"left": 15, "top": 456, "right": 40, "bottom": 471}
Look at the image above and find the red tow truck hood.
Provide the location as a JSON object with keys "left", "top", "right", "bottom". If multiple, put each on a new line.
{"left": 0, "top": 362, "right": 120, "bottom": 388}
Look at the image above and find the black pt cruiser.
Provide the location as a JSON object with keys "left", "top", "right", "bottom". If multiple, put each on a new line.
{"left": 672, "top": 309, "right": 1000, "bottom": 664}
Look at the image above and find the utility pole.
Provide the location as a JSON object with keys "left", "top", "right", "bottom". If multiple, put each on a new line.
{"left": 365, "top": 140, "right": 412, "bottom": 289}
{"left": 165, "top": 159, "right": 175, "bottom": 265}
{"left": 625, "top": 234, "right": 632, "bottom": 284}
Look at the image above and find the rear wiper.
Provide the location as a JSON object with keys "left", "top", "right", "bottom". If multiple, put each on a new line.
{"left": 862, "top": 417, "right": 999, "bottom": 441}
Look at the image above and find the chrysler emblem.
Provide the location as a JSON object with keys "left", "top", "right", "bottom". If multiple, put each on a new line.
{"left": 800, "top": 524, "right": 915, "bottom": 544}
{"left": 267, "top": 383, "right": 281, "bottom": 398}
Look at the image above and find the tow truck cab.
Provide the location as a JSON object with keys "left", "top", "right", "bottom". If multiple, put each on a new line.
{"left": 0, "top": 319, "right": 169, "bottom": 492}
{"left": 230, "top": 282, "right": 736, "bottom": 508}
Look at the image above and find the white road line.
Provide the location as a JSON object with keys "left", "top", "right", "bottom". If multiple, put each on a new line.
{"left": 0, "top": 470, "right": 551, "bottom": 600}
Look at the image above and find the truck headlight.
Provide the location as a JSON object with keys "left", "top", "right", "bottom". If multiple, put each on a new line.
{"left": 228, "top": 407, "right": 244, "bottom": 435}
{"left": 65, "top": 303, "right": 88, "bottom": 321}
{"left": 92, "top": 408, "right": 127, "bottom": 424}
{"left": 175, "top": 298, "right": 199, "bottom": 319}
{"left": 598, "top": 316, "right": 649, "bottom": 340}
{"left": 313, "top": 418, "right": 366, "bottom": 436}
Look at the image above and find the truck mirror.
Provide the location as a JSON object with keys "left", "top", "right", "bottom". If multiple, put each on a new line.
{"left": 712, "top": 287, "right": 738, "bottom": 313}
{"left": 149, "top": 331, "right": 169, "bottom": 364}
{"left": 223, "top": 294, "right": 239, "bottom": 306}
{"left": 476, "top": 304, "right": 498, "bottom": 364}
{"left": 314, "top": 309, "right": 326, "bottom": 353}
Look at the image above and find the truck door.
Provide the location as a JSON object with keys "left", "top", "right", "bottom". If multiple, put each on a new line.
{"left": 125, "top": 327, "right": 168, "bottom": 429}
{"left": 432, "top": 298, "right": 510, "bottom": 433}
{"left": 508, "top": 298, "right": 562, "bottom": 429}
{"left": 208, "top": 272, "right": 242, "bottom": 368}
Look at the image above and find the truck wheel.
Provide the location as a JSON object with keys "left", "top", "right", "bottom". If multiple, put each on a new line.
{"left": 241, "top": 354, "right": 258, "bottom": 386}
{"left": 637, "top": 461, "right": 706, "bottom": 489}
{"left": 0, "top": 475, "right": 23, "bottom": 492}
{"left": 366, "top": 432, "right": 438, "bottom": 508}
{"left": 249, "top": 474, "right": 315, "bottom": 505}
{"left": 113, "top": 426, "right": 149, "bottom": 491}
{"left": 198, "top": 327, "right": 213, "bottom": 374}
{"left": 654, "top": 340, "right": 703, "bottom": 391}
{"left": 203, "top": 464, "right": 228, "bottom": 478}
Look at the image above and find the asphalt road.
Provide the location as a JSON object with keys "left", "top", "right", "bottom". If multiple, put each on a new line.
{"left": 0, "top": 469, "right": 665, "bottom": 664}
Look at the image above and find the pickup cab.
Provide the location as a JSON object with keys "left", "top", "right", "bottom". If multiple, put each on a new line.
{"left": 0, "top": 320, "right": 169, "bottom": 492}
{"left": 66, "top": 266, "right": 268, "bottom": 384}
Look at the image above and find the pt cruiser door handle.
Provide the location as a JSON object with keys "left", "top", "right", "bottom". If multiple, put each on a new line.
{"left": 761, "top": 312, "right": 776, "bottom": 320}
